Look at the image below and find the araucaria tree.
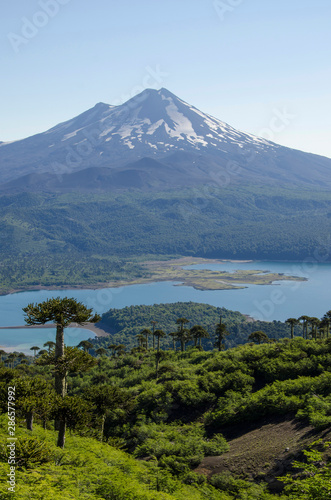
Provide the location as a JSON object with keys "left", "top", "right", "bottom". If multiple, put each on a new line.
{"left": 285, "top": 318, "right": 299, "bottom": 339}
{"left": 214, "top": 317, "right": 229, "bottom": 351}
{"left": 248, "top": 330, "right": 269, "bottom": 344}
{"left": 176, "top": 317, "right": 190, "bottom": 352}
{"left": 77, "top": 340, "right": 94, "bottom": 353}
{"left": 23, "top": 297, "right": 100, "bottom": 397}
{"left": 154, "top": 329, "right": 166, "bottom": 377}
{"left": 190, "top": 325, "right": 210, "bottom": 349}
{"left": 23, "top": 297, "right": 100, "bottom": 448}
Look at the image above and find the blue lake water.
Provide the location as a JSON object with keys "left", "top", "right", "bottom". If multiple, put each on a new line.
{"left": 1, "top": 260, "right": 330, "bottom": 353}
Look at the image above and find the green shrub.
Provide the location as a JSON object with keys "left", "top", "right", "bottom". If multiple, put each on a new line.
{"left": 0, "top": 437, "right": 53, "bottom": 470}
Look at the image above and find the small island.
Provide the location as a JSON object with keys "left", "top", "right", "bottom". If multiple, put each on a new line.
{"left": 106, "top": 257, "right": 307, "bottom": 291}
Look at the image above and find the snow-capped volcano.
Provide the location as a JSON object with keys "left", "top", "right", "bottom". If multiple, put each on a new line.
{"left": 0, "top": 88, "right": 331, "bottom": 189}
{"left": 76, "top": 87, "right": 272, "bottom": 155}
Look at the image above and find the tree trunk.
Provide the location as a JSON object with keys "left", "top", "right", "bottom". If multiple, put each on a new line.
{"left": 55, "top": 324, "right": 66, "bottom": 397}
{"left": 57, "top": 418, "right": 66, "bottom": 448}
{"left": 156, "top": 336, "right": 161, "bottom": 378}
{"left": 156, "top": 351, "right": 160, "bottom": 379}
{"left": 100, "top": 414, "right": 106, "bottom": 442}
{"left": 26, "top": 411, "right": 33, "bottom": 431}
{"left": 54, "top": 324, "right": 66, "bottom": 437}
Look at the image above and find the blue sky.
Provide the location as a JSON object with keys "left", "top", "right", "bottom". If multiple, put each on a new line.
{"left": 1, "top": 0, "right": 331, "bottom": 158}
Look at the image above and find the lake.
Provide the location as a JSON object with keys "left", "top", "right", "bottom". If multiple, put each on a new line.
{"left": 1, "top": 260, "right": 330, "bottom": 353}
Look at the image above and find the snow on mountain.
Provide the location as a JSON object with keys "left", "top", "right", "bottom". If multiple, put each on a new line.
{"left": 0, "top": 88, "right": 331, "bottom": 188}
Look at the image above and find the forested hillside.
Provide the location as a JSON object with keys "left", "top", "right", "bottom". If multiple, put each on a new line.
{"left": 1, "top": 185, "right": 331, "bottom": 293}
{"left": 1, "top": 337, "right": 331, "bottom": 499}
{"left": 94, "top": 302, "right": 302, "bottom": 350}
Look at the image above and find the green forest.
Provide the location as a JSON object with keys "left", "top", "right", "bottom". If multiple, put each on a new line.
{"left": 94, "top": 302, "right": 305, "bottom": 351}
{"left": 0, "top": 298, "right": 330, "bottom": 499}
{"left": 1, "top": 185, "right": 331, "bottom": 293}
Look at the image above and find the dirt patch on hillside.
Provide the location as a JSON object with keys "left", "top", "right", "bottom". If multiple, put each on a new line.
{"left": 195, "top": 416, "right": 331, "bottom": 491}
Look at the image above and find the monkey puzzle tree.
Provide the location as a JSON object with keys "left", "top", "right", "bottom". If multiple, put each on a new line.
{"left": 140, "top": 328, "right": 152, "bottom": 349}
{"left": 95, "top": 347, "right": 107, "bottom": 357}
{"left": 248, "top": 330, "right": 269, "bottom": 344}
{"left": 299, "top": 315, "right": 310, "bottom": 339}
{"left": 107, "top": 344, "right": 118, "bottom": 357}
{"left": 7, "top": 353, "right": 17, "bottom": 369}
{"left": 17, "top": 353, "right": 27, "bottom": 364}
{"left": 14, "top": 377, "right": 56, "bottom": 431}
{"left": 190, "top": 325, "right": 210, "bottom": 349}
{"left": 115, "top": 344, "right": 126, "bottom": 357}
{"left": 44, "top": 341, "right": 56, "bottom": 353}
{"left": 176, "top": 317, "right": 191, "bottom": 352}
{"left": 214, "top": 317, "right": 229, "bottom": 351}
{"left": 77, "top": 340, "right": 93, "bottom": 353}
{"left": 168, "top": 331, "right": 178, "bottom": 351}
{"left": 135, "top": 333, "right": 147, "bottom": 350}
{"left": 150, "top": 320, "right": 158, "bottom": 349}
{"left": 154, "top": 329, "right": 166, "bottom": 378}
{"left": 285, "top": 318, "right": 299, "bottom": 340}
{"left": 320, "top": 315, "right": 330, "bottom": 339}
{"left": 30, "top": 346, "right": 40, "bottom": 360}
{"left": 311, "top": 317, "right": 321, "bottom": 340}
{"left": 23, "top": 297, "right": 100, "bottom": 398}
{"left": 323, "top": 310, "right": 331, "bottom": 338}
{"left": 84, "top": 384, "right": 129, "bottom": 441}
{"left": 36, "top": 346, "right": 96, "bottom": 448}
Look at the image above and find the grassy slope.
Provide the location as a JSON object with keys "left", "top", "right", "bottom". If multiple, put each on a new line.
{"left": 0, "top": 416, "right": 229, "bottom": 500}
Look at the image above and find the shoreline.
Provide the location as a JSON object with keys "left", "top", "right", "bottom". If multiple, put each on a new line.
{"left": 0, "top": 256, "right": 309, "bottom": 297}
{"left": 0, "top": 257, "right": 251, "bottom": 296}
{"left": 0, "top": 322, "right": 110, "bottom": 338}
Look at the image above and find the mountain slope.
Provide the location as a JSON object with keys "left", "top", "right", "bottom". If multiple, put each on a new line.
{"left": 1, "top": 88, "right": 331, "bottom": 189}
